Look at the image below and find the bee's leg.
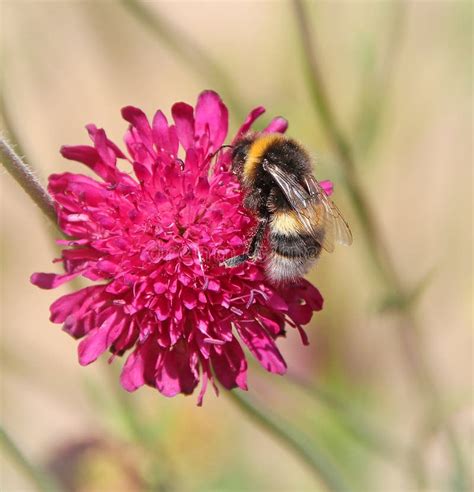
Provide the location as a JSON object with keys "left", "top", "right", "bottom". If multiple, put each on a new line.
{"left": 221, "top": 254, "right": 249, "bottom": 268}
{"left": 221, "top": 217, "right": 269, "bottom": 268}
{"left": 247, "top": 216, "right": 269, "bottom": 258}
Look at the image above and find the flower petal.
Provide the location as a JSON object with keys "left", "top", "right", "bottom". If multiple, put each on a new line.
{"left": 60, "top": 145, "right": 117, "bottom": 182}
{"left": 121, "top": 106, "right": 154, "bottom": 155}
{"left": 233, "top": 106, "right": 266, "bottom": 141}
{"left": 152, "top": 110, "right": 179, "bottom": 156}
{"left": 194, "top": 90, "right": 228, "bottom": 151}
{"left": 172, "top": 102, "right": 195, "bottom": 150}
{"left": 319, "top": 180, "right": 333, "bottom": 196}
{"left": 120, "top": 339, "right": 160, "bottom": 392}
{"left": 78, "top": 312, "right": 121, "bottom": 365}
{"left": 155, "top": 343, "right": 199, "bottom": 396}
{"left": 30, "top": 271, "right": 82, "bottom": 290}
{"left": 236, "top": 321, "right": 287, "bottom": 375}
{"left": 263, "top": 116, "right": 288, "bottom": 134}
{"left": 211, "top": 337, "right": 248, "bottom": 390}
{"left": 86, "top": 125, "right": 121, "bottom": 168}
{"left": 49, "top": 285, "right": 100, "bottom": 324}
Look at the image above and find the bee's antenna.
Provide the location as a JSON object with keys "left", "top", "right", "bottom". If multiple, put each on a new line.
{"left": 210, "top": 144, "right": 233, "bottom": 160}
{"left": 207, "top": 144, "right": 234, "bottom": 175}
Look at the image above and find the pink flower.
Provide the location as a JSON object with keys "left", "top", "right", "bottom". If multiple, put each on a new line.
{"left": 31, "top": 91, "right": 326, "bottom": 404}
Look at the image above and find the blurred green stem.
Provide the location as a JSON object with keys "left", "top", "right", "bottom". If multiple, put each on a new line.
{"left": 292, "top": 0, "right": 469, "bottom": 489}
{"left": 103, "top": 365, "right": 175, "bottom": 491}
{"left": 287, "top": 374, "right": 406, "bottom": 467}
{"left": 0, "top": 135, "right": 57, "bottom": 225}
{"left": 120, "top": 0, "right": 244, "bottom": 120}
{"left": 0, "top": 427, "right": 62, "bottom": 492}
{"left": 353, "top": 1, "right": 407, "bottom": 156}
{"left": 227, "top": 390, "right": 350, "bottom": 492}
{"left": 292, "top": 0, "right": 397, "bottom": 293}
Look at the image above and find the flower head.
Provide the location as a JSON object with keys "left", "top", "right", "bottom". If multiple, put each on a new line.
{"left": 32, "top": 91, "right": 326, "bottom": 404}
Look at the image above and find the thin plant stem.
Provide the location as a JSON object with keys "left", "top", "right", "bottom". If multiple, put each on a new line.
{"left": 246, "top": 358, "right": 406, "bottom": 469}
{"left": 292, "top": 0, "right": 469, "bottom": 489}
{"left": 286, "top": 373, "right": 406, "bottom": 467}
{"left": 353, "top": 1, "right": 407, "bottom": 157}
{"left": 227, "top": 390, "right": 350, "bottom": 492}
{"left": 0, "top": 92, "right": 27, "bottom": 160}
{"left": 120, "top": 0, "right": 244, "bottom": 120}
{"left": 0, "top": 427, "right": 62, "bottom": 492}
{"left": 0, "top": 136, "right": 57, "bottom": 225}
{"left": 103, "top": 365, "right": 175, "bottom": 492}
{"left": 1, "top": 98, "right": 66, "bottom": 253}
{"left": 292, "top": 0, "right": 397, "bottom": 293}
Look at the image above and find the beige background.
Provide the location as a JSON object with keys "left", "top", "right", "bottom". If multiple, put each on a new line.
{"left": 1, "top": 1, "right": 472, "bottom": 491}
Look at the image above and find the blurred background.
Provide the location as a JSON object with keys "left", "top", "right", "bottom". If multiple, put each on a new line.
{"left": 1, "top": 1, "right": 472, "bottom": 491}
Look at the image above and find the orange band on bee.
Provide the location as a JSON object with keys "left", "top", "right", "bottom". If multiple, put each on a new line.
{"left": 243, "top": 133, "right": 285, "bottom": 183}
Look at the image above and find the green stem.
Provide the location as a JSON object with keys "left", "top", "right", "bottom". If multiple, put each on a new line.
{"left": 353, "top": 1, "right": 407, "bottom": 156}
{"left": 0, "top": 427, "right": 62, "bottom": 492}
{"left": 120, "top": 0, "right": 244, "bottom": 120}
{"left": 292, "top": 0, "right": 469, "bottom": 489}
{"left": 292, "top": 0, "right": 397, "bottom": 293}
{"left": 287, "top": 374, "right": 406, "bottom": 467}
{"left": 227, "top": 390, "right": 350, "bottom": 492}
{"left": 103, "top": 365, "right": 175, "bottom": 491}
{"left": 0, "top": 136, "right": 57, "bottom": 225}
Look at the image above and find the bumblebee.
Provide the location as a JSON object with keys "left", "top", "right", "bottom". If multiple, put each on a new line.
{"left": 222, "top": 133, "right": 352, "bottom": 282}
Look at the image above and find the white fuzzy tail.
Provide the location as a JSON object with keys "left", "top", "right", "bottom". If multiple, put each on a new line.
{"left": 265, "top": 252, "right": 315, "bottom": 284}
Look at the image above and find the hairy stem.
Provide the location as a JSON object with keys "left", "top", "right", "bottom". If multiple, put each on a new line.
{"left": 292, "top": 0, "right": 469, "bottom": 488}
{"left": 1, "top": 92, "right": 27, "bottom": 160}
{"left": 0, "top": 136, "right": 57, "bottom": 225}
{"left": 227, "top": 390, "right": 350, "bottom": 492}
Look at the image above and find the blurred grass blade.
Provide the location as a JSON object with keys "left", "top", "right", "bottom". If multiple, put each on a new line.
{"left": 292, "top": 0, "right": 469, "bottom": 488}
{"left": 292, "top": 0, "right": 399, "bottom": 293}
{"left": 378, "top": 265, "right": 439, "bottom": 313}
{"left": 102, "top": 364, "right": 177, "bottom": 491}
{"left": 248, "top": 357, "right": 405, "bottom": 467}
{"left": 0, "top": 427, "right": 62, "bottom": 492}
{"left": 227, "top": 390, "right": 351, "bottom": 492}
{"left": 120, "top": 0, "right": 244, "bottom": 119}
{"left": 289, "top": 376, "right": 405, "bottom": 465}
{"left": 353, "top": 1, "right": 407, "bottom": 157}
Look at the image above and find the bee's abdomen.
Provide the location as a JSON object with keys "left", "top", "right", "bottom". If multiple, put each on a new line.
{"left": 266, "top": 218, "right": 321, "bottom": 283}
{"left": 270, "top": 233, "right": 319, "bottom": 258}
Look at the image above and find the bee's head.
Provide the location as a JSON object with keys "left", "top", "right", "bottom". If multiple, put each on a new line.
{"left": 231, "top": 134, "right": 255, "bottom": 179}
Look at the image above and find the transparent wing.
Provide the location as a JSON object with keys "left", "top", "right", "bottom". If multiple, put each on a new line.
{"left": 265, "top": 161, "right": 352, "bottom": 252}
{"left": 303, "top": 174, "right": 353, "bottom": 252}
{"left": 263, "top": 162, "right": 310, "bottom": 208}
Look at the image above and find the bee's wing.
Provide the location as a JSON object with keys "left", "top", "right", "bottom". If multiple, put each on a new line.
{"left": 263, "top": 162, "right": 311, "bottom": 207}
{"left": 265, "top": 162, "right": 352, "bottom": 252}
{"left": 303, "top": 174, "right": 353, "bottom": 251}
